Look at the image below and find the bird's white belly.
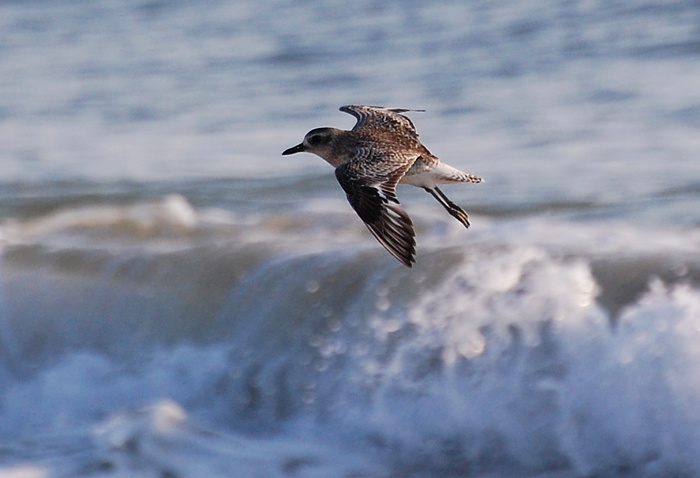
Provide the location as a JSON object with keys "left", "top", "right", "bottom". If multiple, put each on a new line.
{"left": 400, "top": 161, "right": 466, "bottom": 189}
{"left": 399, "top": 171, "right": 438, "bottom": 189}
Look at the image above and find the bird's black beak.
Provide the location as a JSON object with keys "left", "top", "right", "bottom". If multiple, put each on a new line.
{"left": 282, "top": 143, "right": 306, "bottom": 155}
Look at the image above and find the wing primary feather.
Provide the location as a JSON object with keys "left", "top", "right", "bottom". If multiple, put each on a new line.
{"left": 335, "top": 163, "right": 416, "bottom": 267}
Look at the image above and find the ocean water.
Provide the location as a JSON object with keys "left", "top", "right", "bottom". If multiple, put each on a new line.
{"left": 1, "top": 0, "right": 700, "bottom": 477}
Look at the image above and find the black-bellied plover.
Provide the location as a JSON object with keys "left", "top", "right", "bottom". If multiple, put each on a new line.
{"left": 282, "top": 105, "right": 483, "bottom": 267}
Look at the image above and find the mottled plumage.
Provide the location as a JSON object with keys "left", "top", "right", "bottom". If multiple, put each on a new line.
{"left": 282, "top": 105, "right": 483, "bottom": 267}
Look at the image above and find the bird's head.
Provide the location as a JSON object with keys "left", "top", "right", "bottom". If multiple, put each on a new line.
{"left": 282, "top": 127, "right": 341, "bottom": 165}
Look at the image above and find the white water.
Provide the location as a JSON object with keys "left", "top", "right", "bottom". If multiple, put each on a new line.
{"left": 0, "top": 194, "right": 697, "bottom": 476}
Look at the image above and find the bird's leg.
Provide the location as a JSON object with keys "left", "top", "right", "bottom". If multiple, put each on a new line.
{"left": 424, "top": 186, "right": 471, "bottom": 228}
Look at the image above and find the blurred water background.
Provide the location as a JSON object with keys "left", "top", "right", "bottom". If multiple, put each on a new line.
{"left": 0, "top": 1, "right": 700, "bottom": 476}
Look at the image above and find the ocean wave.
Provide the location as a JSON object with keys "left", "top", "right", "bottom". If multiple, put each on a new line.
{"left": 1, "top": 194, "right": 700, "bottom": 476}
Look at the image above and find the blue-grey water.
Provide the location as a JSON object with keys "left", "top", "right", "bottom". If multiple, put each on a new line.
{"left": 1, "top": 1, "right": 700, "bottom": 477}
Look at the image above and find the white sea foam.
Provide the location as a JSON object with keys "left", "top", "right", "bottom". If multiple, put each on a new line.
{"left": 1, "top": 232, "right": 698, "bottom": 476}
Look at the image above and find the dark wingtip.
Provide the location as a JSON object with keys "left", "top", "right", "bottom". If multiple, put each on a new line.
{"left": 393, "top": 247, "right": 416, "bottom": 268}
{"left": 391, "top": 249, "right": 416, "bottom": 268}
{"left": 366, "top": 211, "right": 417, "bottom": 269}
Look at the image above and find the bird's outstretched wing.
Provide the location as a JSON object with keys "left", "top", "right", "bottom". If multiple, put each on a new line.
{"left": 334, "top": 152, "right": 416, "bottom": 267}
{"left": 340, "top": 105, "right": 423, "bottom": 142}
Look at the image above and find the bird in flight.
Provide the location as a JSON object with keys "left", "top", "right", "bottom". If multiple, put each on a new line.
{"left": 282, "top": 105, "right": 482, "bottom": 267}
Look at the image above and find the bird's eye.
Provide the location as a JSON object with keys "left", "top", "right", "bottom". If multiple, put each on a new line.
{"left": 308, "top": 134, "right": 329, "bottom": 146}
